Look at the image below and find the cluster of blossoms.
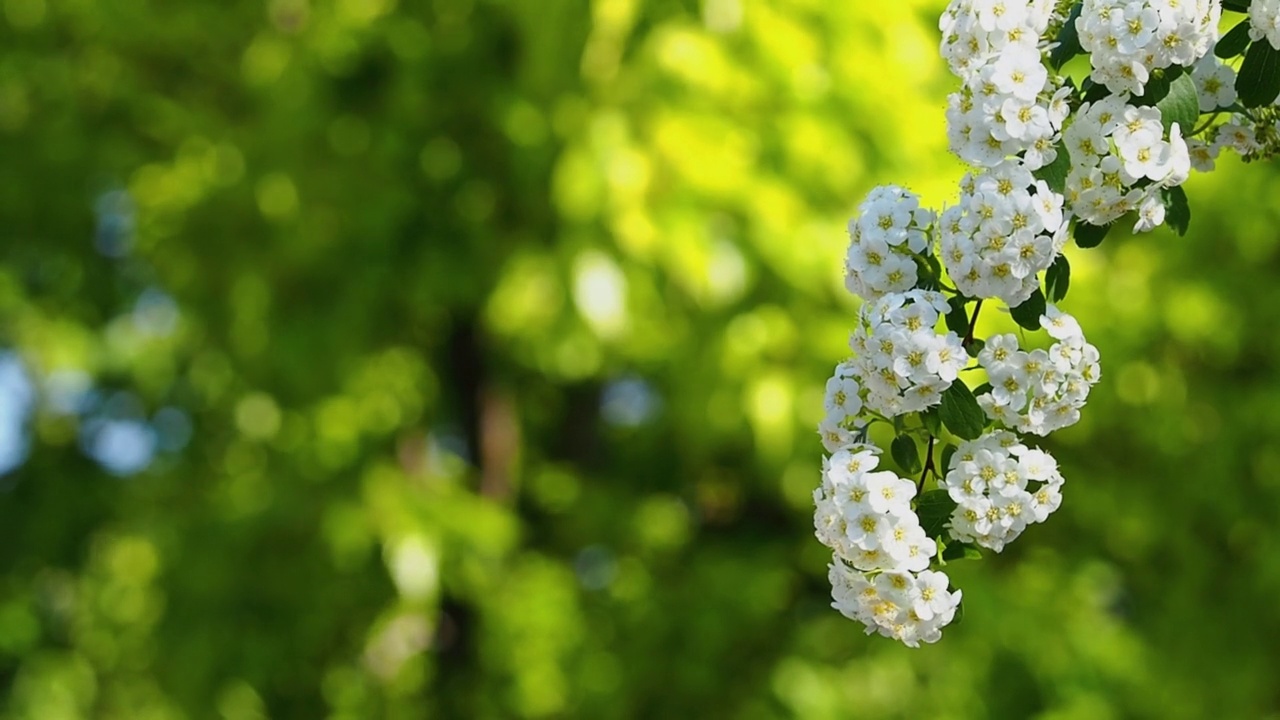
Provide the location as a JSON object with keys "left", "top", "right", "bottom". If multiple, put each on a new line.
{"left": 1076, "top": 0, "right": 1221, "bottom": 96}
{"left": 829, "top": 563, "right": 962, "bottom": 647}
{"left": 846, "top": 290, "right": 968, "bottom": 417}
{"left": 1063, "top": 96, "right": 1190, "bottom": 229}
{"left": 940, "top": 1, "right": 1070, "bottom": 169}
{"left": 939, "top": 160, "right": 1068, "bottom": 305}
{"left": 816, "top": 1, "right": 1280, "bottom": 646}
{"left": 941, "top": 430, "right": 1065, "bottom": 552}
{"left": 843, "top": 186, "right": 936, "bottom": 300}
{"left": 814, "top": 443, "right": 963, "bottom": 646}
{"left": 977, "top": 306, "right": 1102, "bottom": 435}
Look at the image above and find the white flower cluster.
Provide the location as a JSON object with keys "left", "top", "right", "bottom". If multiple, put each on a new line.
{"left": 818, "top": 361, "right": 862, "bottom": 453}
{"left": 942, "top": 430, "right": 1065, "bottom": 552}
{"left": 829, "top": 563, "right": 962, "bottom": 648}
{"left": 814, "top": 444, "right": 934, "bottom": 572}
{"left": 814, "top": 443, "right": 962, "bottom": 647}
{"left": 1063, "top": 96, "right": 1190, "bottom": 230}
{"left": 1251, "top": 0, "right": 1280, "bottom": 51}
{"left": 976, "top": 306, "right": 1101, "bottom": 436}
{"left": 844, "top": 186, "right": 936, "bottom": 301}
{"left": 939, "top": 1, "right": 1070, "bottom": 170}
{"left": 938, "top": 160, "right": 1067, "bottom": 306}
{"left": 1077, "top": 0, "right": 1221, "bottom": 96}
{"left": 847, "top": 290, "right": 968, "bottom": 417}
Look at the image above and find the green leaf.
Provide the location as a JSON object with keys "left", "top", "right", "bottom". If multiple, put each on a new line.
{"left": 939, "top": 443, "right": 958, "bottom": 474}
{"left": 1074, "top": 220, "right": 1112, "bottom": 249}
{"left": 940, "top": 381, "right": 985, "bottom": 440}
{"left": 1045, "top": 254, "right": 1071, "bottom": 302}
{"left": 1222, "top": 0, "right": 1252, "bottom": 11}
{"left": 1030, "top": 142, "right": 1071, "bottom": 195}
{"left": 964, "top": 338, "right": 985, "bottom": 358}
{"left": 945, "top": 296, "right": 969, "bottom": 337}
{"left": 1009, "top": 288, "right": 1046, "bottom": 332}
{"left": 913, "top": 256, "right": 941, "bottom": 291}
{"left": 1238, "top": 40, "right": 1280, "bottom": 108}
{"left": 891, "top": 434, "right": 921, "bottom": 474}
{"left": 1135, "top": 65, "right": 1180, "bottom": 105}
{"left": 1155, "top": 72, "right": 1199, "bottom": 134}
{"left": 1162, "top": 185, "right": 1191, "bottom": 236}
{"left": 1216, "top": 21, "right": 1252, "bottom": 59}
{"left": 1049, "top": 3, "right": 1084, "bottom": 70}
{"left": 915, "top": 489, "right": 957, "bottom": 538}
{"left": 942, "top": 541, "right": 983, "bottom": 562}
{"left": 920, "top": 406, "right": 942, "bottom": 437}
{"left": 951, "top": 598, "right": 965, "bottom": 626}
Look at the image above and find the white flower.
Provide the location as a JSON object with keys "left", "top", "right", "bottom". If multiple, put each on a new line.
{"left": 1192, "top": 55, "right": 1237, "bottom": 112}
{"left": 1250, "top": 0, "right": 1280, "bottom": 51}
{"left": 1040, "top": 304, "right": 1083, "bottom": 340}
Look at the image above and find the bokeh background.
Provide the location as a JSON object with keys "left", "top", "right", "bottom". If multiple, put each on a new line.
{"left": 2, "top": 0, "right": 1280, "bottom": 717}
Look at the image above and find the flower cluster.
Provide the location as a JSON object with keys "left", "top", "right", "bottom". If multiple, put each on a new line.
{"left": 977, "top": 305, "right": 1101, "bottom": 435}
{"left": 1063, "top": 96, "right": 1190, "bottom": 229}
{"left": 939, "top": 1, "right": 1069, "bottom": 170}
{"left": 815, "top": 0, "right": 1280, "bottom": 648}
{"left": 942, "top": 431, "right": 1065, "bottom": 552}
{"left": 847, "top": 290, "right": 968, "bottom": 417}
{"left": 1076, "top": 0, "right": 1221, "bottom": 96}
{"left": 939, "top": 160, "right": 1068, "bottom": 305}
{"left": 813, "top": 443, "right": 961, "bottom": 647}
{"left": 814, "top": 444, "right": 934, "bottom": 572}
{"left": 829, "top": 562, "right": 962, "bottom": 648}
{"left": 844, "top": 186, "right": 936, "bottom": 301}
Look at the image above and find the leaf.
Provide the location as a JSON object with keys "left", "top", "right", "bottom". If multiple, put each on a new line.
{"left": 1009, "top": 287, "right": 1046, "bottom": 332}
{"left": 1216, "top": 20, "right": 1252, "bottom": 59}
{"left": 942, "top": 541, "right": 983, "bottom": 562}
{"left": 920, "top": 406, "right": 942, "bottom": 437}
{"left": 1162, "top": 185, "right": 1191, "bottom": 236}
{"left": 1045, "top": 254, "right": 1071, "bottom": 302}
{"left": 1049, "top": 3, "right": 1084, "bottom": 70}
{"left": 1155, "top": 72, "right": 1199, "bottom": 134}
{"left": 913, "top": 256, "right": 941, "bottom": 291}
{"left": 939, "top": 444, "right": 958, "bottom": 474}
{"left": 951, "top": 598, "right": 965, "bottom": 626}
{"left": 915, "top": 489, "right": 957, "bottom": 539}
{"left": 1238, "top": 40, "right": 1280, "bottom": 108}
{"left": 1030, "top": 142, "right": 1071, "bottom": 195}
{"left": 1222, "top": 0, "right": 1252, "bottom": 11}
{"left": 1074, "top": 220, "right": 1112, "bottom": 249}
{"left": 940, "top": 381, "right": 985, "bottom": 440}
{"left": 891, "top": 435, "right": 921, "bottom": 475}
{"left": 945, "top": 296, "right": 969, "bottom": 337}
{"left": 964, "top": 338, "right": 985, "bottom": 358}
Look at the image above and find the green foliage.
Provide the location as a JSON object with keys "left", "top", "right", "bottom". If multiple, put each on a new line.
{"left": 1010, "top": 288, "right": 1048, "bottom": 332}
{"left": 1075, "top": 219, "right": 1113, "bottom": 248}
{"left": 1046, "top": 254, "right": 1071, "bottom": 303}
{"left": 1216, "top": 21, "right": 1253, "bottom": 59}
{"left": 915, "top": 490, "right": 957, "bottom": 539}
{"left": 891, "top": 434, "right": 922, "bottom": 475}
{"left": 1238, "top": 41, "right": 1280, "bottom": 108}
{"left": 940, "top": 381, "right": 985, "bottom": 440}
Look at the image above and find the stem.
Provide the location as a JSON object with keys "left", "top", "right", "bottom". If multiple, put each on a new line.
{"left": 962, "top": 299, "right": 984, "bottom": 346}
{"left": 1191, "top": 111, "right": 1221, "bottom": 137}
{"left": 918, "top": 435, "right": 936, "bottom": 491}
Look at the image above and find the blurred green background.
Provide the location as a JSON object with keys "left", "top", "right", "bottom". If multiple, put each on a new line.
{"left": 2, "top": 0, "right": 1280, "bottom": 717}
